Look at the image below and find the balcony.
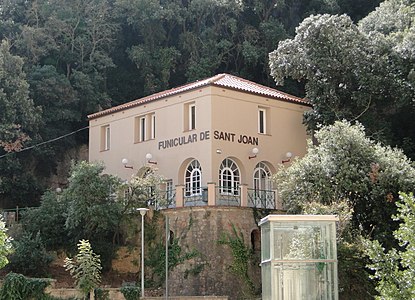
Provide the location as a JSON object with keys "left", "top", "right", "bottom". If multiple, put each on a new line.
{"left": 155, "top": 183, "right": 282, "bottom": 210}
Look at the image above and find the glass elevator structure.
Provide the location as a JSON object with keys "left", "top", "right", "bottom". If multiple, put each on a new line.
{"left": 259, "top": 215, "right": 339, "bottom": 300}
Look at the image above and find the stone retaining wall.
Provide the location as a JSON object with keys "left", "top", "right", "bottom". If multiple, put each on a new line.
{"left": 47, "top": 288, "right": 228, "bottom": 300}
{"left": 47, "top": 288, "right": 125, "bottom": 300}
{"left": 163, "top": 206, "right": 266, "bottom": 300}
{"left": 142, "top": 297, "right": 228, "bottom": 300}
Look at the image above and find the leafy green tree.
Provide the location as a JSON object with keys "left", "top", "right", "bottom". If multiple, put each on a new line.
{"left": 365, "top": 193, "right": 415, "bottom": 300}
{"left": 274, "top": 121, "right": 415, "bottom": 246}
{"left": 61, "top": 161, "right": 122, "bottom": 269}
{"left": 274, "top": 121, "right": 413, "bottom": 298}
{"left": 28, "top": 65, "right": 80, "bottom": 139}
{"left": 8, "top": 232, "right": 52, "bottom": 277}
{"left": 269, "top": 11, "right": 415, "bottom": 153}
{"left": 22, "top": 190, "right": 68, "bottom": 250}
{"left": 0, "top": 39, "right": 44, "bottom": 207}
{"left": 64, "top": 239, "right": 102, "bottom": 300}
{"left": 0, "top": 39, "right": 41, "bottom": 152}
{"left": 63, "top": 161, "right": 122, "bottom": 241}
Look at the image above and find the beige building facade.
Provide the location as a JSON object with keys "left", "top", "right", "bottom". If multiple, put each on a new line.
{"left": 88, "top": 74, "right": 311, "bottom": 209}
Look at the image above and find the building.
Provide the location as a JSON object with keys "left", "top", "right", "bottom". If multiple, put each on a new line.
{"left": 88, "top": 73, "right": 311, "bottom": 298}
{"left": 88, "top": 73, "right": 310, "bottom": 209}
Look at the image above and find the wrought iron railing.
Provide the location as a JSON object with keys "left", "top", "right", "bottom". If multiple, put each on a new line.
{"left": 216, "top": 186, "right": 241, "bottom": 206}
{"left": 247, "top": 188, "right": 275, "bottom": 209}
{"left": 184, "top": 187, "right": 208, "bottom": 207}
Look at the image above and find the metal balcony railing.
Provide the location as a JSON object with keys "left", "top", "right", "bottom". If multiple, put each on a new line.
{"left": 184, "top": 187, "right": 208, "bottom": 207}
{"left": 216, "top": 186, "right": 241, "bottom": 206}
{"left": 247, "top": 188, "right": 275, "bottom": 209}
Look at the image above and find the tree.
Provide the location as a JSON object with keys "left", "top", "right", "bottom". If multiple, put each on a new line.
{"left": 269, "top": 11, "right": 415, "bottom": 154}
{"left": 63, "top": 161, "right": 122, "bottom": 242}
{"left": 64, "top": 239, "right": 102, "bottom": 300}
{"left": 0, "top": 39, "right": 41, "bottom": 152}
{"left": 274, "top": 121, "right": 415, "bottom": 246}
{"left": 22, "top": 190, "right": 68, "bottom": 250}
{"left": 0, "top": 39, "right": 44, "bottom": 207}
{"left": 62, "top": 161, "right": 122, "bottom": 270}
{"left": 273, "top": 121, "right": 415, "bottom": 298}
{"left": 365, "top": 193, "right": 415, "bottom": 300}
{"left": 28, "top": 65, "right": 80, "bottom": 140}
{"left": 8, "top": 232, "right": 52, "bottom": 277}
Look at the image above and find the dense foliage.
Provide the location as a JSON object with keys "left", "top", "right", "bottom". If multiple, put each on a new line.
{"left": 21, "top": 190, "right": 68, "bottom": 250}
{"left": 269, "top": 0, "right": 415, "bottom": 156}
{"left": 0, "top": 0, "right": 381, "bottom": 207}
{"left": 0, "top": 272, "right": 53, "bottom": 300}
{"left": 365, "top": 193, "right": 415, "bottom": 300}
{"left": 8, "top": 232, "right": 52, "bottom": 277}
{"left": 274, "top": 121, "right": 415, "bottom": 298}
{"left": 15, "top": 161, "right": 161, "bottom": 275}
{"left": 275, "top": 121, "right": 415, "bottom": 246}
{"left": 120, "top": 283, "right": 140, "bottom": 300}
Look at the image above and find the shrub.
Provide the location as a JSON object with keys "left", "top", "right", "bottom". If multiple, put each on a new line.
{"left": 0, "top": 272, "right": 51, "bottom": 300}
{"left": 21, "top": 191, "right": 69, "bottom": 250}
{"left": 8, "top": 231, "right": 52, "bottom": 277}
{"left": 120, "top": 282, "right": 140, "bottom": 300}
{"left": 94, "top": 287, "right": 110, "bottom": 300}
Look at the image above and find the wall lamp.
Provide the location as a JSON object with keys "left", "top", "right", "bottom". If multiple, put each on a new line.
{"left": 249, "top": 147, "right": 259, "bottom": 159}
{"left": 122, "top": 158, "right": 133, "bottom": 169}
{"left": 282, "top": 152, "right": 293, "bottom": 164}
{"left": 146, "top": 153, "right": 157, "bottom": 165}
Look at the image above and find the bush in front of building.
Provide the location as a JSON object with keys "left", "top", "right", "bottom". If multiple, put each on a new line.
{"left": 8, "top": 231, "right": 52, "bottom": 277}
{"left": 120, "top": 282, "right": 140, "bottom": 300}
{"left": 0, "top": 272, "right": 53, "bottom": 300}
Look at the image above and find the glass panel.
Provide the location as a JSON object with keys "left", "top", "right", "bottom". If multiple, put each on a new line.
{"left": 261, "top": 262, "right": 271, "bottom": 300}
{"left": 273, "top": 262, "right": 337, "bottom": 300}
{"left": 273, "top": 222, "right": 335, "bottom": 260}
{"left": 261, "top": 223, "right": 270, "bottom": 261}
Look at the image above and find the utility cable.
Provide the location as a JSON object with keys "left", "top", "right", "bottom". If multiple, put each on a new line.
{"left": 0, "top": 126, "right": 89, "bottom": 159}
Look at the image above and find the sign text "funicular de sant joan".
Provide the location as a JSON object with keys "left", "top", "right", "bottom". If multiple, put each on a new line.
{"left": 158, "top": 130, "right": 258, "bottom": 150}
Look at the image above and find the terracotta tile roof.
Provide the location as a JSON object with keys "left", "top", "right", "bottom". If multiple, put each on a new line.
{"left": 88, "top": 73, "right": 310, "bottom": 119}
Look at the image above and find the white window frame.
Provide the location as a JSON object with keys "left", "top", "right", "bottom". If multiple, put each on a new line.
{"left": 219, "top": 158, "right": 240, "bottom": 195}
{"left": 253, "top": 162, "right": 272, "bottom": 191}
{"left": 101, "top": 125, "right": 110, "bottom": 151}
{"left": 185, "top": 159, "right": 202, "bottom": 197}
{"left": 166, "top": 179, "right": 174, "bottom": 200}
{"left": 140, "top": 116, "right": 146, "bottom": 142}
{"left": 258, "top": 108, "right": 266, "bottom": 134}
{"left": 189, "top": 104, "right": 196, "bottom": 130}
{"left": 151, "top": 114, "right": 156, "bottom": 139}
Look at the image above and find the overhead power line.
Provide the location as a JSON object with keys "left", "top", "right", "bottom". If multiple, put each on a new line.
{"left": 0, "top": 126, "right": 89, "bottom": 159}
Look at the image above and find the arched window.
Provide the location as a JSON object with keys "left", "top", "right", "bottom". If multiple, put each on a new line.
{"left": 185, "top": 159, "right": 202, "bottom": 197}
{"left": 219, "top": 158, "right": 240, "bottom": 195}
{"left": 253, "top": 162, "right": 272, "bottom": 191}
